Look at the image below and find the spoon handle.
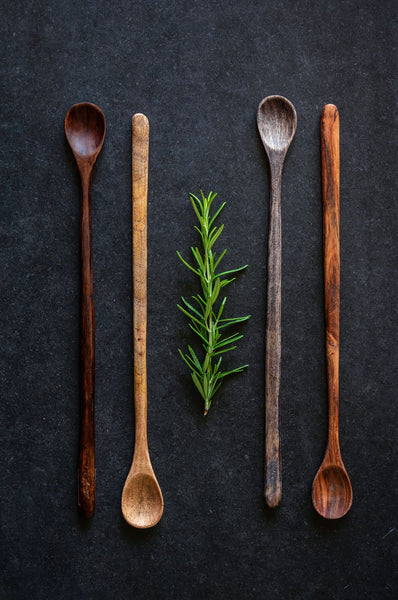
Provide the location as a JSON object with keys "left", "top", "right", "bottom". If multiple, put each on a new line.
{"left": 265, "top": 162, "right": 283, "bottom": 508}
{"left": 79, "top": 169, "right": 95, "bottom": 517}
{"left": 321, "top": 104, "right": 340, "bottom": 454}
{"left": 132, "top": 114, "right": 150, "bottom": 463}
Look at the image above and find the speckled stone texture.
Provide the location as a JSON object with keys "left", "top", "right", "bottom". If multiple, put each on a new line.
{"left": 1, "top": 1, "right": 397, "bottom": 598}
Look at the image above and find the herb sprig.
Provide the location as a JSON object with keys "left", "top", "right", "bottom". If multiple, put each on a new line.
{"left": 177, "top": 191, "right": 250, "bottom": 415}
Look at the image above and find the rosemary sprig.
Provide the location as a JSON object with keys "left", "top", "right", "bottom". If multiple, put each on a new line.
{"left": 177, "top": 191, "right": 250, "bottom": 415}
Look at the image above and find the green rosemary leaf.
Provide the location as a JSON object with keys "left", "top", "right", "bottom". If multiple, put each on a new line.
{"left": 177, "top": 191, "right": 250, "bottom": 415}
{"left": 203, "top": 190, "right": 217, "bottom": 211}
{"left": 210, "top": 321, "right": 217, "bottom": 346}
{"left": 178, "top": 349, "right": 201, "bottom": 375}
{"left": 193, "top": 295, "right": 206, "bottom": 308}
{"left": 219, "top": 364, "right": 249, "bottom": 377}
{"left": 214, "top": 333, "right": 244, "bottom": 348}
{"left": 208, "top": 249, "right": 215, "bottom": 273}
{"left": 190, "top": 194, "right": 203, "bottom": 223}
{"left": 200, "top": 277, "right": 209, "bottom": 298}
{"left": 192, "top": 372, "right": 205, "bottom": 398}
{"left": 210, "top": 379, "right": 223, "bottom": 398}
{"left": 214, "top": 249, "right": 227, "bottom": 270}
{"left": 209, "top": 223, "right": 224, "bottom": 248}
{"left": 192, "top": 192, "right": 204, "bottom": 212}
{"left": 176, "top": 251, "right": 200, "bottom": 275}
{"left": 213, "top": 356, "right": 223, "bottom": 374}
{"left": 219, "top": 277, "right": 236, "bottom": 288}
{"left": 188, "top": 323, "right": 208, "bottom": 344}
{"left": 177, "top": 304, "right": 204, "bottom": 327}
{"left": 209, "top": 225, "right": 218, "bottom": 241}
{"left": 180, "top": 296, "right": 203, "bottom": 318}
{"left": 204, "top": 300, "right": 212, "bottom": 321}
{"left": 211, "top": 277, "right": 221, "bottom": 305}
{"left": 219, "top": 314, "right": 251, "bottom": 322}
{"left": 191, "top": 247, "right": 204, "bottom": 271}
{"left": 194, "top": 226, "right": 205, "bottom": 244}
{"left": 203, "top": 374, "right": 209, "bottom": 397}
{"left": 216, "top": 264, "right": 248, "bottom": 278}
{"left": 188, "top": 345, "right": 203, "bottom": 371}
{"left": 209, "top": 201, "right": 226, "bottom": 228}
{"left": 216, "top": 297, "right": 227, "bottom": 321}
{"left": 218, "top": 315, "right": 251, "bottom": 329}
{"left": 213, "top": 345, "right": 237, "bottom": 356}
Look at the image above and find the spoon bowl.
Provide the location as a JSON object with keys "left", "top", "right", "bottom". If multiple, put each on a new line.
{"left": 65, "top": 103, "right": 105, "bottom": 162}
{"left": 122, "top": 472, "right": 164, "bottom": 528}
{"left": 257, "top": 95, "right": 297, "bottom": 153}
{"left": 312, "top": 462, "right": 352, "bottom": 519}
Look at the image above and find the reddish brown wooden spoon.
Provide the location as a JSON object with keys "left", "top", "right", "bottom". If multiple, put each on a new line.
{"left": 65, "top": 103, "right": 106, "bottom": 517}
{"left": 311, "top": 104, "right": 353, "bottom": 519}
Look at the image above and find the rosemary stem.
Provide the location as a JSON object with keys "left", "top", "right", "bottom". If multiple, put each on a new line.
{"left": 177, "top": 191, "right": 250, "bottom": 414}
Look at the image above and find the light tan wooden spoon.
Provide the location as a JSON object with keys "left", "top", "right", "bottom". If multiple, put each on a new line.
{"left": 121, "top": 113, "right": 163, "bottom": 528}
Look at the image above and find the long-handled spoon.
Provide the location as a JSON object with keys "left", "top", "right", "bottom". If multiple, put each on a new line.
{"left": 65, "top": 102, "right": 106, "bottom": 517}
{"left": 121, "top": 113, "right": 164, "bottom": 528}
{"left": 257, "top": 95, "right": 297, "bottom": 508}
{"left": 312, "top": 104, "right": 353, "bottom": 519}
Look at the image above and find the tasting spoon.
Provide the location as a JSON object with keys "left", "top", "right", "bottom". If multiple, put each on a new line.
{"left": 312, "top": 104, "right": 353, "bottom": 519}
{"left": 65, "top": 102, "right": 106, "bottom": 517}
{"left": 257, "top": 95, "right": 297, "bottom": 508}
{"left": 121, "top": 114, "right": 164, "bottom": 528}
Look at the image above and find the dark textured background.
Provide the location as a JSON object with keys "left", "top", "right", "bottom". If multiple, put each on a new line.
{"left": 1, "top": 1, "right": 397, "bottom": 598}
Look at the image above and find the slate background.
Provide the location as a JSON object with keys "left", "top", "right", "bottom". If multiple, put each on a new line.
{"left": 1, "top": 1, "right": 397, "bottom": 598}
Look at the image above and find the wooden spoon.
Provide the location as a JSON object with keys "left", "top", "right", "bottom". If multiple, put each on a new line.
{"left": 121, "top": 114, "right": 164, "bottom": 528}
{"left": 65, "top": 102, "right": 106, "bottom": 517}
{"left": 312, "top": 104, "right": 353, "bottom": 519}
{"left": 257, "top": 95, "right": 297, "bottom": 508}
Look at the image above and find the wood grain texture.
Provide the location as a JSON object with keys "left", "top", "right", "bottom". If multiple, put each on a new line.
{"left": 64, "top": 103, "right": 105, "bottom": 517}
{"left": 265, "top": 160, "right": 283, "bottom": 508}
{"left": 121, "top": 114, "right": 163, "bottom": 528}
{"left": 78, "top": 167, "right": 96, "bottom": 518}
{"left": 321, "top": 104, "right": 340, "bottom": 454}
{"left": 311, "top": 104, "right": 352, "bottom": 519}
{"left": 132, "top": 113, "right": 150, "bottom": 465}
{"left": 257, "top": 96, "right": 297, "bottom": 508}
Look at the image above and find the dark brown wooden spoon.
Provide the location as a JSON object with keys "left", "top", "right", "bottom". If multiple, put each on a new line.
{"left": 257, "top": 95, "right": 297, "bottom": 508}
{"left": 121, "top": 114, "right": 163, "bottom": 528}
{"left": 65, "top": 102, "right": 106, "bottom": 517}
{"left": 311, "top": 104, "right": 353, "bottom": 519}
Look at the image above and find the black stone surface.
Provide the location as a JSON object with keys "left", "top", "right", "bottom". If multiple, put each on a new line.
{"left": 1, "top": 1, "right": 397, "bottom": 598}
